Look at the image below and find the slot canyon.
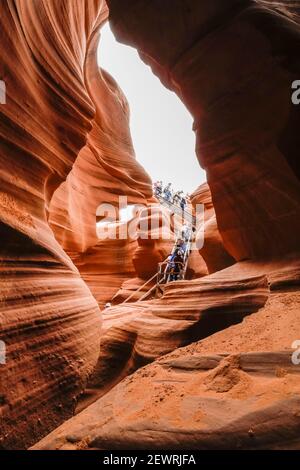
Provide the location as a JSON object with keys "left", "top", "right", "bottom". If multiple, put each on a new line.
{"left": 0, "top": 0, "right": 300, "bottom": 451}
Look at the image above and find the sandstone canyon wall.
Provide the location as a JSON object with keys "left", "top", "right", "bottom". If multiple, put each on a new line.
{"left": 68, "top": 0, "right": 300, "bottom": 421}
{"left": 190, "top": 183, "right": 235, "bottom": 274}
{"left": 107, "top": 0, "right": 300, "bottom": 261}
{"left": 0, "top": 0, "right": 110, "bottom": 449}
{"left": 1, "top": 0, "right": 300, "bottom": 451}
{"left": 0, "top": 0, "right": 157, "bottom": 449}
{"left": 33, "top": 0, "right": 300, "bottom": 450}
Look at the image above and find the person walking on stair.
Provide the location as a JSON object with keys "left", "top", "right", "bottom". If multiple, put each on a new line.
{"left": 181, "top": 223, "right": 190, "bottom": 242}
{"left": 180, "top": 195, "right": 186, "bottom": 212}
{"left": 163, "top": 183, "right": 172, "bottom": 202}
{"left": 154, "top": 180, "right": 162, "bottom": 197}
{"left": 173, "top": 190, "right": 183, "bottom": 205}
{"left": 170, "top": 249, "right": 184, "bottom": 281}
{"left": 165, "top": 253, "right": 175, "bottom": 282}
{"left": 176, "top": 238, "right": 187, "bottom": 255}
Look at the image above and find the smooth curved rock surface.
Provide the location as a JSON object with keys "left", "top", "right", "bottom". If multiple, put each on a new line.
{"left": 0, "top": 0, "right": 107, "bottom": 449}
{"left": 1, "top": 0, "right": 300, "bottom": 451}
{"left": 74, "top": 261, "right": 284, "bottom": 404}
{"left": 191, "top": 183, "right": 235, "bottom": 274}
{"left": 107, "top": 0, "right": 300, "bottom": 261}
{"left": 32, "top": 288, "right": 300, "bottom": 450}
{"left": 69, "top": 235, "right": 138, "bottom": 309}
{"left": 47, "top": 36, "right": 153, "bottom": 306}
{"left": 131, "top": 204, "right": 175, "bottom": 279}
{"left": 76, "top": 255, "right": 300, "bottom": 418}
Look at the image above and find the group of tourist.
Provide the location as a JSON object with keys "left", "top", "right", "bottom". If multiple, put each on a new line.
{"left": 152, "top": 180, "right": 194, "bottom": 282}
{"left": 164, "top": 224, "right": 192, "bottom": 282}
{"left": 153, "top": 181, "right": 190, "bottom": 212}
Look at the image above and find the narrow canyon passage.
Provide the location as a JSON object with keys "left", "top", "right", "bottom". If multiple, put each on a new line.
{"left": 99, "top": 22, "right": 206, "bottom": 193}
{"left": 0, "top": 0, "right": 300, "bottom": 451}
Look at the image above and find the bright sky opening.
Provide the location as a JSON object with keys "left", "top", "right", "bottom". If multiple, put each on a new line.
{"left": 98, "top": 23, "right": 206, "bottom": 195}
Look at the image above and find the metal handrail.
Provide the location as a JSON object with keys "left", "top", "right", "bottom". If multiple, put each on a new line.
{"left": 119, "top": 223, "right": 194, "bottom": 305}
{"left": 121, "top": 256, "right": 169, "bottom": 304}
{"left": 181, "top": 231, "right": 192, "bottom": 280}
{"left": 121, "top": 271, "right": 159, "bottom": 305}
{"left": 156, "top": 194, "right": 196, "bottom": 226}
{"left": 138, "top": 278, "right": 165, "bottom": 302}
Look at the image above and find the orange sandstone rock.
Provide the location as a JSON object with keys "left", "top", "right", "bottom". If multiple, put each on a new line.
{"left": 191, "top": 183, "right": 235, "bottom": 274}
{"left": 2, "top": 0, "right": 300, "bottom": 451}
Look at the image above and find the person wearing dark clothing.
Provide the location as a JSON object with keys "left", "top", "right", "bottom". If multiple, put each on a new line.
{"left": 180, "top": 196, "right": 186, "bottom": 211}
{"left": 170, "top": 250, "right": 184, "bottom": 281}
{"left": 165, "top": 253, "right": 175, "bottom": 282}
{"left": 154, "top": 180, "right": 162, "bottom": 197}
{"left": 176, "top": 239, "right": 187, "bottom": 254}
{"left": 173, "top": 190, "right": 183, "bottom": 205}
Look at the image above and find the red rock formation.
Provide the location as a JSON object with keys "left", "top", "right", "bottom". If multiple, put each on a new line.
{"left": 191, "top": 183, "right": 235, "bottom": 274}
{"left": 34, "top": 352, "right": 300, "bottom": 450}
{"left": 131, "top": 204, "right": 175, "bottom": 279}
{"left": 31, "top": 0, "right": 300, "bottom": 450}
{"left": 69, "top": 236, "right": 138, "bottom": 309}
{"left": 107, "top": 0, "right": 300, "bottom": 260}
{"left": 48, "top": 58, "right": 152, "bottom": 252}
{"left": 32, "top": 261, "right": 300, "bottom": 450}
{"left": 2, "top": 0, "right": 300, "bottom": 451}
{"left": 0, "top": 0, "right": 113, "bottom": 449}
{"left": 0, "top": 0, "right": 178, "bottom": 448}
{"left": 0, "top": 0, "right": 153, "bottom": 448}
{"left": 71, "top": 3, "right": 299, "bottom": 447}
{"left": 74, "top": 263, "right": 270, "bottom": 407}
{"left": 41, "top": 353, "right": 300, "bottom": 450}
{"left": 47, "top": 38, "right": 153, "bottom": 305}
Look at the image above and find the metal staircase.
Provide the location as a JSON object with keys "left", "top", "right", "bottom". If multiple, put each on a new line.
{"left": 121, "top": 226, "right": 194, "bottom": 304}
{"left": 156, "top": 194, "right": 196, "bottom": 226}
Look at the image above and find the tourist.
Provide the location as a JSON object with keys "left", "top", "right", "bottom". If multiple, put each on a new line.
{"left": 180, "top": 195, "right": 186, "bottom": 211}
{"left": 181, "top": 223, "right": 190, "bottom": 242}
{"left": 165, "top": 253, "right": 175, "bottom": 282}
{"left": 170, "top": 249, "right": 184, "bottom": 281}
{"left": 173, "top": 190, "right": 183, "bottom": 205}
{"left": 163, "top": 183, "right": 172, "bottom": 202}
{"left": 154, "top": 180, "right": 162, "bottom": 197}
{"left": 176, "top": 238, "right": 187, "bottom": 255}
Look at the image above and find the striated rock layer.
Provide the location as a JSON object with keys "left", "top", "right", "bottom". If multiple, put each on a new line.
{"left": 33, "top": 0, "right": 300, "bottom": 449}
{"left": 74, "top": 261, "right": 277, "bottom": 406}
{"left": 33, "top": 287, "right": 300, "bottom": 450}
{"left": 72, "top": 253, "right": 300, "bottom": 411}
{"left": 2, "top": 0, "right": 300, "bottom": 451}
{"left": 110, "top": 204, "right": 178, "bottom": 304}
{"left": 0, "top": 0, "right": 154, "bottom": 449}
{"left": 107, "top": 0, "right": 300, "bottom": 260}
{"left": 70, "top": 0, "right": 300, "bottom": 425}
{"left": 47, "top": 33, "right": 153, "bottom": 306}
{"left": 0, "top": 0, "right": 111, "bottom": 449}
{"left": 191, "top": 183, "right": 235, "bottom": 274}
